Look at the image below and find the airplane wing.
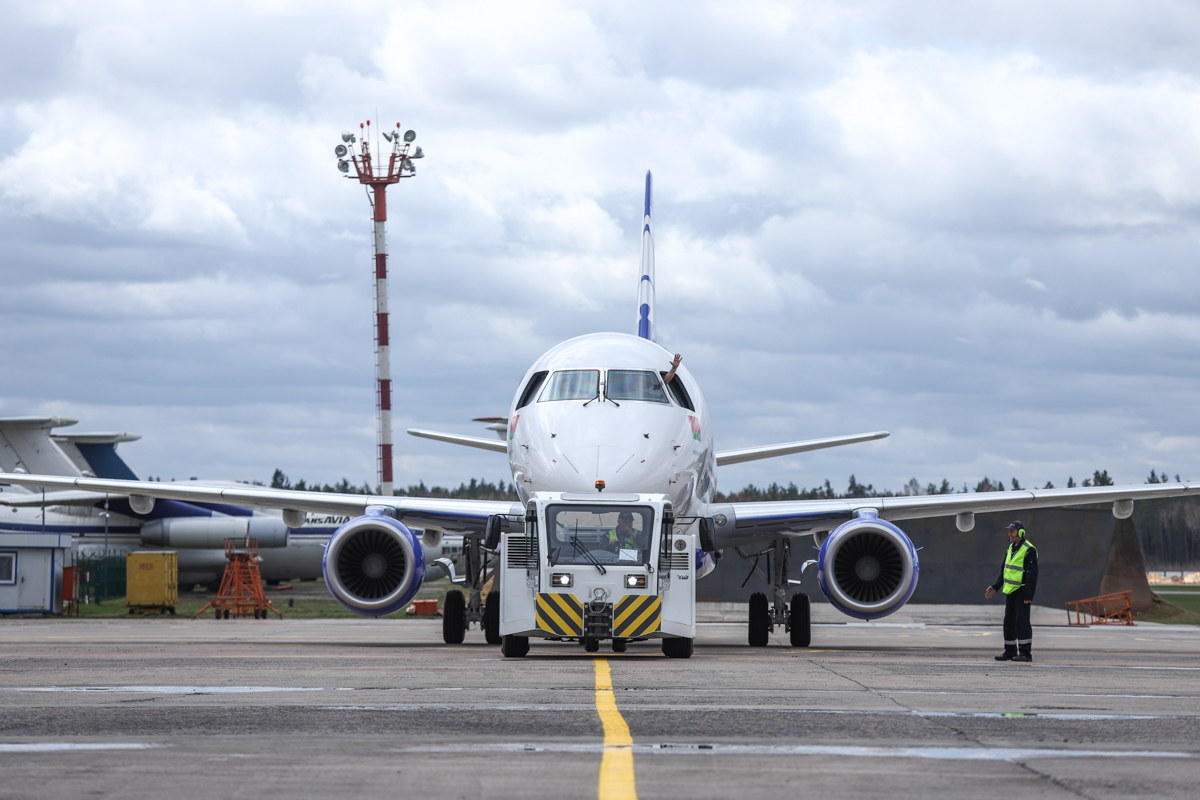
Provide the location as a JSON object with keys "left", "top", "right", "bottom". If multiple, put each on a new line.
{"left": 407, "top": 429, "right": 508, "bottom": 454}
{"left": 0, "top": 472, "right": 521, "bottom": 534}
{"left": 0, "top": 488, "right": 117, "bottom": 507}
{"left": 715, "top": 431, "right": 890, "bottom": 466}
{"left": 708, "top": 481, "right": 1200, "bottom": 541}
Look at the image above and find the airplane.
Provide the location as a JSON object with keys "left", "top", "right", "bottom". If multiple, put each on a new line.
{"left": 2, "top": 172, "right": 1197, "bottom": 655}
{"left": 0, "top": 417, "right": 465, "bottom": 588}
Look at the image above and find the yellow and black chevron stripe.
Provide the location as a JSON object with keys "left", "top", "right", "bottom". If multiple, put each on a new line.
{"left": 613, "top": 594, "right": 662, "bottom": 639}
{"left": 535, "top": 593, "right": 583, "bottom": 636}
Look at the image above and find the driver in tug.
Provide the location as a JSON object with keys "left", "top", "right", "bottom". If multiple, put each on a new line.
{"left": 607, "top": 511, "right": 642, "bottom": 553}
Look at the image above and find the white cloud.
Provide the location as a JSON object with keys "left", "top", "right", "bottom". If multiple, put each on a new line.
{"left": 1, "top": 0, "right": 1198, "bottom": 495}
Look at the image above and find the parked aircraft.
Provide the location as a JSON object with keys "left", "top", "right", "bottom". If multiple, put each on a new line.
{"left": 2, "top": 173, "right": 1196, "bottom": 651}
{"left": 0, "top": 417, "right": 356, "bottom": 586}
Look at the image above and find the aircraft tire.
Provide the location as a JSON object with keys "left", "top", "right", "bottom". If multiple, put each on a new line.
{"left": 442, "top": 590, "right": 467, "bottom": 644}
{"left": 789, "top": 593, "right": 811, "bottom": 648}
{"left": 662, "top": 636, "right": 693, "bottom": 658}
{"left": 748, "top": 592, "right": 769, "bottom": 646}
{"left": 484, "top": 591, "right": 502, "bottom": 644}
{"left": 501, "top": 634, "right": 529, "bottom": 657}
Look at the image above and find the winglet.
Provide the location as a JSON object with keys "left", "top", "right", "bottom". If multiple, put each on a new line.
{"left": 637, "top": 170, "right": 655, "bottom": 341}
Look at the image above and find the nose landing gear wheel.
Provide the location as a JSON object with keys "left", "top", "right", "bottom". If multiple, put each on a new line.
{"left": 442, "top": 589, "right": 466, "bottom": 644}
{"left": 748, "top": 592, "right": 769, "bottom": 646}
{"left": 483, "top": 591, "right": 501, "bottom": 645}
{"left": 789, "top": 593, "right": 811, "bottom": 647}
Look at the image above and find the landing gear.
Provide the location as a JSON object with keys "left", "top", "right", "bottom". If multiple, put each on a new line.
{"left": 501, "top": 634, "right": 529, "bottom": 658}
{"left": 484, "top": 591, "right": 501, "bottom": 645}
{"left": 662, "top": 636, "right": 693, "bottom": 659}
{"left": 789, "top": 593, "right": 811, "bottom": 647}
{"left": 442, "top": 589, "right": 466, "bottom": 644}
{"left": 438, "top": 531, "right": 501, "bottom": 644}
{"left": 740, "top": 537, "right": 814, "bottom": 648}
{"left": 748, "top": 592, "right": 770, "bottom": 646}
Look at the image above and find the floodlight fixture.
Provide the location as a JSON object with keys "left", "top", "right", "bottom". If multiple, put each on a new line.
{"left": 412, "top": 146, "right": 424, "bottom": 159}
{"left": 341, "top": 131, "right": 354, "bottom": 143}
{"left": 337, "top": 160, "right": 350, "bottom": 173}
{"left": 402, "top": 158, "right": 414, "bottom": 172}
{"left": 383, "top": 131, "right": 394, "bottom": 142}
{"left": 404, "top": 129, "right": 416, "bottom": 143}
{"left": 334, "top": 144, "right": 350, "bottom": 158}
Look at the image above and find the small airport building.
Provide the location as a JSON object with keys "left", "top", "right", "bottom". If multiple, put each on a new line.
{"left": 0, "top": 532, "right": 72, "bottom": 614}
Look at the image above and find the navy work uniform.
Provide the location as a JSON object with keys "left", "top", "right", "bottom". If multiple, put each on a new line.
{"left": 986, "top": 520, "right": 1039, "bottom": 662}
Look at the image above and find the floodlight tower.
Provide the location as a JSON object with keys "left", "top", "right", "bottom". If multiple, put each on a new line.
{"left": 335, "top": 121, "right": 425, "bottom": 496}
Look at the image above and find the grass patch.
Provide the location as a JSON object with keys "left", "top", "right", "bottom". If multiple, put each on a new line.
{"left": 1136, "top": 592, "right": 1200, "bottom": 625}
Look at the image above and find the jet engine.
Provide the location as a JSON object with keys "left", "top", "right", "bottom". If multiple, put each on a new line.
{"left": 322, "top": 510, "right": 426, "bottom": 617}
{"left": 816, "top": 513, "right": 918, "bottom": 620}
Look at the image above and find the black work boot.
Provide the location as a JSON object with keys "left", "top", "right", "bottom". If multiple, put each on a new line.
{"left": 994, "top": 650, "right": 1017, "bottom": 661}
{"left": 1013, "top": 650, "right": 1032, "bottom": 662}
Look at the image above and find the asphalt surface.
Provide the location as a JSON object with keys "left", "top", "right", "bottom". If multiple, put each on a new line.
{"left": 1, "top": 607, "right": 1198, "bottom": 799}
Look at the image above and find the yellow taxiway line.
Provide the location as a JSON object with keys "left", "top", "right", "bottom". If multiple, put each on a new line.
{"left": 594, "top": 658, "right": 637, "bottom": 799}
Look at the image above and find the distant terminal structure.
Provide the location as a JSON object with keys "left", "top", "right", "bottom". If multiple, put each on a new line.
{"left": 335, "top": 121, "right": 425, "bottom": 496}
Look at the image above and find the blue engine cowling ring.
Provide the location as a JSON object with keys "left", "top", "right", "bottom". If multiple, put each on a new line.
{"left": 322, "top": 510, "right": 426, "bottom": 617}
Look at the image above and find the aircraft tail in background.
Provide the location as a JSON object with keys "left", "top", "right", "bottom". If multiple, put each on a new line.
{"left": 637, "top": 170, "right": 655, "bottom": 341}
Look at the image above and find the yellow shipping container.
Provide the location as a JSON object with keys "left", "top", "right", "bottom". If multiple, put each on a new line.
{"left": 126, "top": 551, "right": 178, "bottom": 613}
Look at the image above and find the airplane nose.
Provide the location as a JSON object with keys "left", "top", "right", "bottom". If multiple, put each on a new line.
{"left": 594, "top": 444, "right": 638, "bottom": 477}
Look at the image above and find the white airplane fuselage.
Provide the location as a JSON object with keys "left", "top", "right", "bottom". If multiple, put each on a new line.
{"left": 507, "top": 332, "right": 715, "bottom": 515}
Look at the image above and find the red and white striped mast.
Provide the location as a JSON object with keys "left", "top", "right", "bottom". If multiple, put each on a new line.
{"left": 335, "top": 121, "right": 424, "bottom": 496}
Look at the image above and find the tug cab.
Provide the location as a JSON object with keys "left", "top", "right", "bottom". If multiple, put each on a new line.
{"left": 497, "top": 491, "right": 696, "bottom": 658}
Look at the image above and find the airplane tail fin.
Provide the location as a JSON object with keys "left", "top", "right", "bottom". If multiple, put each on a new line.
{"left": 637, "top": 170, "right": 655, "bottom": 341}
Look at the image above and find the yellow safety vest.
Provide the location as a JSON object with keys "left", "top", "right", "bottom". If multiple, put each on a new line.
{"left": 1002, "top": 539, "right": 1036, "bottom": 595}
{"left": 608, "top": 528, "right": 640, "bottom": 548}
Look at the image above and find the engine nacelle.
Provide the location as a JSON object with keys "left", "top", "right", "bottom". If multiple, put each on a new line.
{"left": 140, "top": 516, "right": 289, "bottom": 549}
{"left": 322, "top": 510, "right": 425, "bottom": 617}
{"left": 817, "top": 513, "right": 919, "bottom": 620}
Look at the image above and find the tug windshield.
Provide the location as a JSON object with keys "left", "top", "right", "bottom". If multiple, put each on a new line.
{"left": 545, "top": 504, "right": 653, "bottom": 566}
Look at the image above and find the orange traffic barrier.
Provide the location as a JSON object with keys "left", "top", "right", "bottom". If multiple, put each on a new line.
{"left": 406, "top": 598, "right": 440, "bottom": 616}
{"left": 1066, "top": 590, "right": 1134, "bottom": 626}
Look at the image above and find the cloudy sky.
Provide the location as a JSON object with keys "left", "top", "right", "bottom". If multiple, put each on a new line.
{"left": 2, "top": 1, "right": 1198, "bottom": 497}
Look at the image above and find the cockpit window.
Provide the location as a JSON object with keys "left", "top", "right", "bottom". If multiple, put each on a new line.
{"left": 606, "top": 370, "right": 669, "bottom": 404}
{"left": 516, "top": 371, "right": 548, "bottom": 409}
{"left": 539, "top": 369, "right": 599, "bottom": 402}
{"left": 661, "top": 372, "right": 695, "bottom": 411}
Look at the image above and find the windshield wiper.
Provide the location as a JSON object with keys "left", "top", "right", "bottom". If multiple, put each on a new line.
{"left": 569, "top": 530, "right": 607, "bottom": 574}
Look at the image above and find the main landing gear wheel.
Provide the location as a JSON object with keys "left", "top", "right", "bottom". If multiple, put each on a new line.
{"left": 501, "top": 634, "right": 529, "bottom": 658}
{"left": 483, "top": 591, "right": 502, "bottom": 645}
{"left": 442, "top": 589, "right": 466, "bottom": 644}
{"left": 748, "top": 592, "right": 770, "bottom": 647}
{"left": 789, "top": 593, "right": 811, "bottom": 648}
{"left": 662, "top": 637, "right": 693, "bottom": 658}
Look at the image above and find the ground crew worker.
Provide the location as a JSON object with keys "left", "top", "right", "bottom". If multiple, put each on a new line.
{"left": 607, "top": 511, "right": 642, "bottom": 552}
{"left": 984, "top": 520, "right": 1039, "bottom": 662}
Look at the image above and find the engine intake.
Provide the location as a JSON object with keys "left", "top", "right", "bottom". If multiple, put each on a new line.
{"left": 323, "top": 511, "right": 425, "bottom": 617}
{"left": 817, "top": 513, "right": 918, "bottom": 620}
